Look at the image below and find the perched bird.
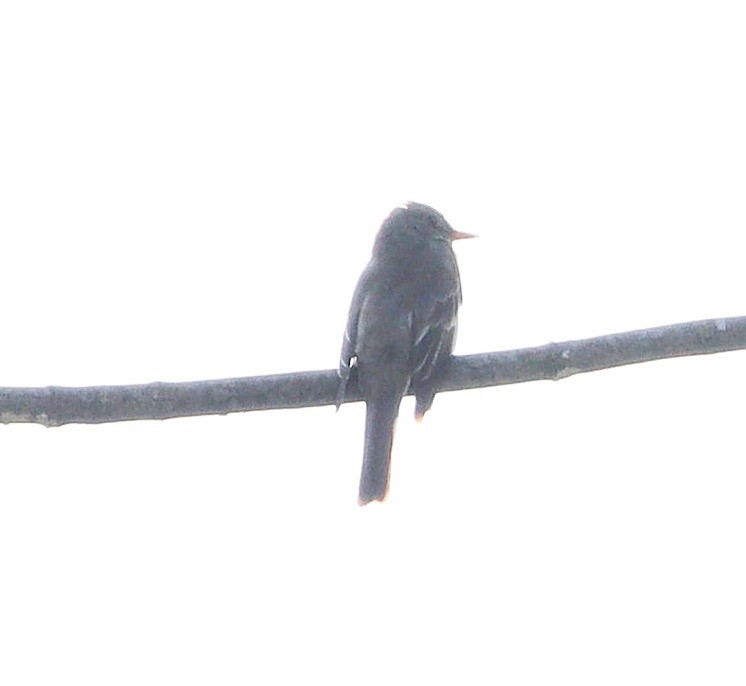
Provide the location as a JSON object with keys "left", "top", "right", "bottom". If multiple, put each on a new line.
{"left": 337, "top": 202, "right": 475, "bottom": 505}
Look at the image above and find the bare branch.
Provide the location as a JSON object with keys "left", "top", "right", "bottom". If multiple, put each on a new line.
{"left": 2, "top": 316, "right": 745, "bottom": 427}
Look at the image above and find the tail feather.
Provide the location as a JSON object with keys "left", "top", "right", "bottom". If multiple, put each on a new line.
{"left": 359, "top": 398, "right": 400, "bottom": 505}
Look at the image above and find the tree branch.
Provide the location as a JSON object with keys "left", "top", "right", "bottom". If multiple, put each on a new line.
{"left": 2, "top": 316, "right": 745, "bottom": 427}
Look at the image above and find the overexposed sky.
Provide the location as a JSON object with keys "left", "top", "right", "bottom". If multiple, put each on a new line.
{"left": 2, "top": 2, "right": 745, "bottom": 683}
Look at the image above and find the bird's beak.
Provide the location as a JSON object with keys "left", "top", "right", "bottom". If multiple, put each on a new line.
{"left": 451, "top": 230, "right": 477, "bottom": 241}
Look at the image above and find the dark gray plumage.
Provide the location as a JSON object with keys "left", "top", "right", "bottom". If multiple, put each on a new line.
{"left": 337, "top": 202, "right": 474, "bottom": 505}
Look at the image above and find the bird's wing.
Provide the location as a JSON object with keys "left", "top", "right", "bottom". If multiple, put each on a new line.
{"left": 410, "top": 288, "right": 459, "bottom": 382}
{"left": 410, "top": 247, "right": 462, "bottom": 383}
{"left": 336, "top": 268, "right": 372, "bottom": 408}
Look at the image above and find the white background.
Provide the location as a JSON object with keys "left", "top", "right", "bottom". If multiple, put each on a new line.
{"left": 2, "top": 1, "right": 745, "bottom": 683}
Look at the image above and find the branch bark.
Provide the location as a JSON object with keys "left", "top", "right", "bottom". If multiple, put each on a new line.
{"left": 2, "top": 316, "right": 745, "bottom": 427}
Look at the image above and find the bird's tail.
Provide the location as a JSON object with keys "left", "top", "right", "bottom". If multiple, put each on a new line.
{"left": 359, "top": 398, "right": 400, "bottom": 505}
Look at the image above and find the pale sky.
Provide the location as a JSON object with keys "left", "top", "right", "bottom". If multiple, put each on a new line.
{"left": 2, "top": 2, "right": 745, "bottom": 684}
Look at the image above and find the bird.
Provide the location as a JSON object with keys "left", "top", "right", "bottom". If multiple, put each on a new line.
{"left": 336, "top": 202, "right": 475, "bottom": 505}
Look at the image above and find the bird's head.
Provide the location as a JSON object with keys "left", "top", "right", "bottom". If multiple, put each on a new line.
{"left": 376, "top": 202, "right": 476, "bottom": 253}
